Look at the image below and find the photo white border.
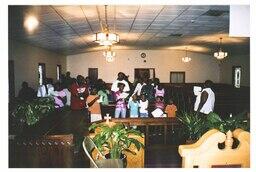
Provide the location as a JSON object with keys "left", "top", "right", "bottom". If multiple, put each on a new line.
{"left": 1, "top": 0, "right": 255, "bottom": 172}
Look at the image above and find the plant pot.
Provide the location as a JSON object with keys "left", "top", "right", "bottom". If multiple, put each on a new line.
{"left": 104, "top": 153, "right": 127, "bottom": 168}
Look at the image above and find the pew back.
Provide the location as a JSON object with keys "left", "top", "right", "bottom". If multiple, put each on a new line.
{"left": 178, "top": 129, "right": 250, "bottom": 168}
{"left": 9, "top": 134, "right": 74, "bottom": 168}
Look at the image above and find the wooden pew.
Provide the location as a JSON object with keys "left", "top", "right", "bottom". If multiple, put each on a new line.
{"left": 9, "top": 134, "right": 74, "bottom": 168}
{"left": 178, "top": 129, "right": 250, "bottom": 168}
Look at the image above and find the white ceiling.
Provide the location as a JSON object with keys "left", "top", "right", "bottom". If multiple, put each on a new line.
{"left": 9, "top": 5, "right": 249, "bottom": 55}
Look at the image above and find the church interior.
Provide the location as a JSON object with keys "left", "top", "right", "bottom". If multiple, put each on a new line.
{"left": 8, "top": 4, "right": 250, "bottom": 168}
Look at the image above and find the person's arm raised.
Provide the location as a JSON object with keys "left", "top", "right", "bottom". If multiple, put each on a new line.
{"left": 87, "top": 96, "right": 100, "bottom": 107}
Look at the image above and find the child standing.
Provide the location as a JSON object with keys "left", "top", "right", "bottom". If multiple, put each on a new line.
{"left": 154, "top": 96, "right": 165, "bottom": 110}
{"left": 139, "top": 94, "right": 149, "bottom": 118}
{"left": 155, "top": 84, "right": 165, "bottom": 98}
{"left": 86, "top": 87, "right": 102, "bottom": 123}
{"left": 114, "top": 83, "right": 127, "bottom": 118}
{"left": 165, "top": 98, "right": 177, "bottom": 118}
{"left": 128, "top": 94, "right": 139, "bottom": 118}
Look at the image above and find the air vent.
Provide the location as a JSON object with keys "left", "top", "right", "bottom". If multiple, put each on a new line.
{"left": 169, "top": 33, "right": 183, "bottom": 37}
{"left": 203, "top": 9, "right": 228, "bottom": 17}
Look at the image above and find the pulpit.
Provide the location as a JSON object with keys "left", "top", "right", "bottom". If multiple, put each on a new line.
{"left": 178, "top": 129, "right": 250, "bottom": 168}
{"left": 88, "top": 119, "right": 145, "bottom": 168}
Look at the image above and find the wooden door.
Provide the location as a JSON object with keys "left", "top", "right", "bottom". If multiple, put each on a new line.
{"left": 88, "top": 68, "right": 98, "bottom": 81}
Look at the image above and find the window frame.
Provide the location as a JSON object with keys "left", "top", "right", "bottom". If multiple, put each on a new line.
{"left": 57, "top": 64, "right": 62, "bottom": 81}
{"left": 170, "top": 71, "right": 185, "bottom": 84}
{"left": 38, "top": 63, "right": 46, "bottom": 85}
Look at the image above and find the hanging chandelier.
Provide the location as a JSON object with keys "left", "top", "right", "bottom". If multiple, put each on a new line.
{"left": 93, "top": 5, "right": 119, "bottom": 46}
{"left": 214, "top": 38, "right": 228, "bottom": 60}
{"left": 182, "top": 47, "right": 191, "bottom": 63}
{"left": 93, "top": 32, "right": 119, "bottom": 46}
{"left": 103, "top": 46, "right": 116, "bottom": 62}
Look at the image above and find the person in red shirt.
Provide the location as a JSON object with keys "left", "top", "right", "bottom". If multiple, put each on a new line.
{"left": 70, "top": 75, "right": 89, "bottom": 110}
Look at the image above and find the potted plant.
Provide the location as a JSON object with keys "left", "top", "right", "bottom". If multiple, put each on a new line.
{"left": 88, "top": 122, "right": 144, "bottom": 167}
{"left": 177, "top": 111, "right": 249, "bottom": 144}
{"left": 205, "top": 111, "right": 249, "bottom": 133}
{"left": 11, "top": 97, "right": 55, "bottom": 133}
{"left": 176, "top": 111, "right": 206, "bottom": 143}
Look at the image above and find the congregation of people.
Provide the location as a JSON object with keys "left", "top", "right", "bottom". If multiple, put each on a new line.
{"left": 18, "top": 71, "right": 215, "bottom": 123}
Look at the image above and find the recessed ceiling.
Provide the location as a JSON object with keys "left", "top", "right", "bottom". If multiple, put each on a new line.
{"left": 9, "top": 5, "right": 249, "bottom": 55}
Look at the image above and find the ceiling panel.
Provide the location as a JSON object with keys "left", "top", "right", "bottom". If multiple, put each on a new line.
{"left": 9, "top": 5, "right": 249, "bottom": 55}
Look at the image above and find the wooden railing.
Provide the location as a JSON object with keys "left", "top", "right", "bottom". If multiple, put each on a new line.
{"left": 94, "top": 118, "right": 180, "bottom": 146}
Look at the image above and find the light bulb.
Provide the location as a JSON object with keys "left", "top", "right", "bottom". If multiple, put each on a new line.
{"left": 24, "top": 15, "right": 39, "bottom": 33}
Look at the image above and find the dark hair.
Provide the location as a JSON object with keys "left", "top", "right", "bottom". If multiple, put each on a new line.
{"left": 77, "top": 75, "right": 84, "bottom": 80}
{"left": 156, "top": 96, "right": 163, "bottom": 101}
{"left": 22, "top": 81, "right": 28, "bottom": 87}
{"left": 118, "top": 72, "right": 125, "bottom": 76}
{"left": 205, "top": 80, "right": 213, "bottom": 88}
{"left": 117, "top": 82, "right": 125, "bottom": 88}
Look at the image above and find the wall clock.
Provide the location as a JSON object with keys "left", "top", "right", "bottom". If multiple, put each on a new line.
{"left": 140, "top": 52, "right": 146, "bottom": 58}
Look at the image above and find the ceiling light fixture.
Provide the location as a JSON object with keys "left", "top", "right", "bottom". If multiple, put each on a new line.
{"left": 24, "top": 15, "right": 39, "bottom": 33}
{"left": 103, "top": 46, "right": 116, "bottom": 62}
{"left": 93, "top": 5, "right": 119, "bottom": 46}
{"left": 182, "top": 47, "right": 191, "bottom": 63}
{"left": 214, "top": 37, "right": 228, "bottom": 60}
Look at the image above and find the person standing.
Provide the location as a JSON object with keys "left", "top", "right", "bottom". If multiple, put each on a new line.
{"left": 128, "top": 94, "right": 139, "bottom": 118}
{"left": 37, "top": 78, "right": 54, "bottom": 97}
{"left": 111, "top": 72, "right": 130, "bottom": 93}
{"left": 195, "top": 80, "right": 215, "bottom": 115}
{"left": 52, "top": 82, "right": 67, "bottom": 109}
{"left": 165, "top": 98, "right": 177, "bottom": 118}
{"left": 86, "top": 87, "right": 102, "bottom": 123}
{"left": 132, "top": 77, "right": 146, "bottom": 98}
{"left": 139, "top": 94, "right": 149, "bottom": 118}
{"left": 18, "top": 81, "right": 36, "bottom": 102}
{"left": 141, "top": 79, "right": 155, "bottom": 102}
{"left": 114, "top": 83, "right": 127, "bottom": 118}
{"left": 70, "top": 75, "right": 89, "bottom": 110}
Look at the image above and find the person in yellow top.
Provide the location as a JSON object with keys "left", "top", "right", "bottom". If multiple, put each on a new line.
{"left": 165, "top": 98, "right": 177, "bottom": 118}
{"left": 86, "top": 87, "right": 102, "bottom": 123}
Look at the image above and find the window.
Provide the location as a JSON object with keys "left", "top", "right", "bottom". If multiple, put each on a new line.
{"left": 57, "top": 65, "right": 61, "bottom": 81}
{"left": 232, "top": 66, "right": 241, "bottom": 88}
{"left": 170, "top": 72, "right": 185, "bottom": 83}
{"left": 134, "top": 68, "right": 155, "bottom": 80}
{"left": 38, "top": 63, "right": 46, "bottom": 85}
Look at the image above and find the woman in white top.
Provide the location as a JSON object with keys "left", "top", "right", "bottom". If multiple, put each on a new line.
{"left": 37, "top": 78, "right": 54, "bottom": 97}
{"left": 132, "top": 78, "right": 146, "bottom": 97}
{"left": 111, "top": 72, "right": 130, "bottom": 92}
{"left": 195, "top": 80, "right": 215, "bottom": 115}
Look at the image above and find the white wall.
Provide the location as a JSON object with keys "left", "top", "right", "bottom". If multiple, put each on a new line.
{"left": 67, "top": 49, "right": 220, "bottom": 83}
{"left": 9, "top": 40, "right": 66, "bottom": 96}
{"left": 219, "top": 54, "right": 250, "bottom": 86}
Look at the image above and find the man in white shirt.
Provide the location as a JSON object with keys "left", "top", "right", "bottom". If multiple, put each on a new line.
{"left": 111, "top": 72, "right": 130, "bottom": 93}
{"left": 195, "top": 80, "right": 215, "bottom": 115}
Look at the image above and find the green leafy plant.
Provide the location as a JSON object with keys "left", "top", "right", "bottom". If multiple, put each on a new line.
{"left": 177, "top": 111, "right": 249, "bottom": 142}
{"left": 12, "top": 97, "right": 55, "bottom": 125}
{"left": 176, "top": 111, "right": 206, "bottom": 141}
{"left": 89, "top": 123, "right": 144, "bottom": 159}
{"left": 205, "top": 112, "right": 249, "bottom": 133}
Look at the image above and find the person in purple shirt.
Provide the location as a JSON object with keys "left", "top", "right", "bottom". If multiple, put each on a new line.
{"left": 53, "top": 82, "right": 67, "bottom": 108}
{"left": 114, "top": 83, "right": 127, "bottom": 118}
